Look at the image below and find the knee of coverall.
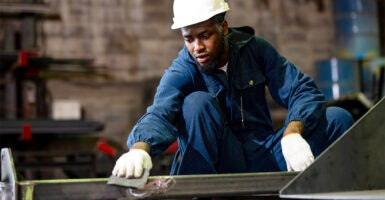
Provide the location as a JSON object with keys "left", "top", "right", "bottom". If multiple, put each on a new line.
{"left": 326, "top": 106, "right": 354, "bottom": 132}
{"left": 177, "top": 91, "right": 218, "bottom": 147}
{"left": 178, "top": 90, "right": 226, "bottom": 147}
{"left": 181, "top": 91, "right": 219, "bottom": 122}
{"left": 305, "top": 106, "right": 354, "bottom": 156}
{"left": 171, "top": 91, "right": 227, "bottom": 174}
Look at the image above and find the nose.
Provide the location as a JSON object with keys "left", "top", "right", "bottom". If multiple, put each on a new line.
{"left": 193, "top": 39, "right": 204, "bottom": 53}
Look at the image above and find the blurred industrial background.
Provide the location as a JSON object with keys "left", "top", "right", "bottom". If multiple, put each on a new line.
{"left": 0, "top": 0, "right": 384, "bottom": 181}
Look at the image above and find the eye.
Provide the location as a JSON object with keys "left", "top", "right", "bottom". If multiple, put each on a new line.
{"left": 200, "top": 34, "right": 210, "bottom": 40}
{"left": 184, "top": 37, "right": 193, "bottom": 43}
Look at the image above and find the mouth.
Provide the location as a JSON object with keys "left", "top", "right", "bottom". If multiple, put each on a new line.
{"left": 195, "top": 54, "right": 210, "bottom": 64}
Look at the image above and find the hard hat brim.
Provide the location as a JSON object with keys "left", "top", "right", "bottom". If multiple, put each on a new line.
{"left": 171, "top": 9, "right": 229, "bottom": 29}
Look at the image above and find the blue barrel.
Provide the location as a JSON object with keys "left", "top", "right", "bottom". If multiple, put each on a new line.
{"left": 315, "top": 58, "right": 360, "bottom": 101}
{"left": 332, "top": 0, "right": 380, "bottom": 60}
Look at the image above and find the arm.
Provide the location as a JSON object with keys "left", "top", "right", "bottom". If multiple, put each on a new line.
{"left": 113, "top": 49, "right": 201, "bottom": 177}
{"left": 254, "top": 37, "right": 326, "bottom": 133}
{"left": 127, "top": 53, "right": 201, "bottom": 156}
{"left": 280, "top": 93, "right": 315, "bottom": 172}
{"left": 254, "top": 38, "right": 319, "bottom": 171}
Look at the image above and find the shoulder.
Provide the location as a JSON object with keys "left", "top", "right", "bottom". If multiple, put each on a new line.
{"left": 166, "top": 46, "right": 201, "bottom": 81}
{"left": 171, "top": 47, "right": 196, "bottom": 70}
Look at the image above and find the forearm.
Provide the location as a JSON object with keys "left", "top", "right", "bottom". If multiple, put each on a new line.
{"left": 127, "top": 112, "right": 178, "bottom": 156}
{"left": 281, "top": 120, "right": 314, "bottom": 171}
{"left": 283, "top": 121, "right": 305, "bottom": 137}
{"left": 130, "top": 142, "right": 151, "bottom": 154}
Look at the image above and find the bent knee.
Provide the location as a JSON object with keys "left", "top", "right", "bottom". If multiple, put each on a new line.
{"left": 183, "top": 91, "right": 214, "bottom": 110}
{"left": 326, "top": 106, "right": 354, "bottom": 128}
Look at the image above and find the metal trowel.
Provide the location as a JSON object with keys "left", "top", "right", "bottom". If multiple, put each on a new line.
{"left": 107, "top": 169, "right": 150, "bottom": 189}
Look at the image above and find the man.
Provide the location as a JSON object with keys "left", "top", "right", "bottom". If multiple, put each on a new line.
{"left": 112, "top": 0, "right": 354, "bottom": 178}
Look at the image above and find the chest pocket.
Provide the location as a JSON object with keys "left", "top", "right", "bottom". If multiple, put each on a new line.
{"left": 232, "top": 67, "right": 268, "bottom": 126}
{"left": 234, "top": 68, "right": 266, "bottom": 90}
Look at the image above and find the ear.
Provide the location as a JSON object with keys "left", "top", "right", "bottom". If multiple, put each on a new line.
{"left": 222, "top": 20, "right": 229, "bottom": 35}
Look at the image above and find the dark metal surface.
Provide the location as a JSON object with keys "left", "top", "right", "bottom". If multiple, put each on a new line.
{"left": 280, "top": 97, "right": 385, "bottom": 199}
{"left": 280, "top": 190, "right": 385, "bottom": 200}
{"left": 19, "top": 172, "right": 297, "bottom": 200}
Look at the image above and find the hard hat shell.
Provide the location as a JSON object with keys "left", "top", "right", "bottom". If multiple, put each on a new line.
{"left": 171, "top": 0, "right": 230, "bottom": 29}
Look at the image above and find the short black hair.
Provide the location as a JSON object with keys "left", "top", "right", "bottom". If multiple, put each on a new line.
{"left": 211, "top": 12, "right": 226, "bottom": 25}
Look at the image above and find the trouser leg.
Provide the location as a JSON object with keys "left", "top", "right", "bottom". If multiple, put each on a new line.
{"left": 248, "top": 106, "right": 354, "bottom": 171}
{"left": 304, "top": 106, "right": 354, "bottom": 156}
{"left": 171, "top": 94, "right": 354, "bottom": 173}
{"left": 171, "top": 91, "right": 247, "bottom": 175}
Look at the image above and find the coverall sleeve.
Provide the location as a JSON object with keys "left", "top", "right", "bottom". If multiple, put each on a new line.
{"left": 127, "top": 57, "right": 196, "bottom": 156}
{"left": 255, "top": 37, "right": 326, "bottom": 132}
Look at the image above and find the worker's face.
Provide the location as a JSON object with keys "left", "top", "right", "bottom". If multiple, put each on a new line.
{"left": 181, "top": 19, "right": 229, "bottom": 72}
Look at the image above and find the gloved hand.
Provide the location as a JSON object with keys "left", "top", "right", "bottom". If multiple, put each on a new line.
{"left": 112, "top": 149, "right": 152, "bottom": 178}
{"left": 281, "top": 133, "right": 314, "bottom": 171}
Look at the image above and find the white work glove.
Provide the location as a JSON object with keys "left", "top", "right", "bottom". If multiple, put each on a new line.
{"left": 281, "top": 133, "right": 314, "bottom": 172}
{"left": 112, "top": 149, "right": 152, "bottom": 178}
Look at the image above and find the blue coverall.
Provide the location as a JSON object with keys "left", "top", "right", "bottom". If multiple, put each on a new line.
{"left": 127, "top": 26, "right": 354, "bottom": 175}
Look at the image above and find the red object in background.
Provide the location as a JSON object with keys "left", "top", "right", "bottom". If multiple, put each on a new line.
{"left": 22, "top": 124, "right": 32, "bottom": 141}
{"left": 19, "top": 50, "right": 28, "bottom": 67}
{"left": 165, "top": 141, "right": 178, "bottom": 154}
{"left": 18, "top": 50, "right": 40, "bottom": 67}
{"left": 97, "top": 139, "right": 116, "bottom": 157}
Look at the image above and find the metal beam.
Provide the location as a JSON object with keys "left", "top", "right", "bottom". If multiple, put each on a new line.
{"left": 1, "top": 147, "right": 297, "bottom": 199}
{"left": 19, "top": 172, "right": 297, "bottom": 199}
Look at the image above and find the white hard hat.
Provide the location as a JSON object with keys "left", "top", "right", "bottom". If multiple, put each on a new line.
{"left": 171, "top": 0, "right": 230, "bottom": 29}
